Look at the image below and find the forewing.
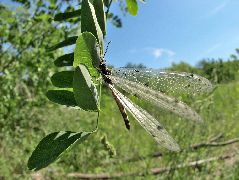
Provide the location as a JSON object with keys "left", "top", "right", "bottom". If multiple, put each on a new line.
{"left": 109, "top": 84, "right": 180, "bottom": 152}
{"left": 111, "top": 68, "right": 213, "bottom": 95}
{"left": 109, "top": 76, "right": 203, "bottom": 123}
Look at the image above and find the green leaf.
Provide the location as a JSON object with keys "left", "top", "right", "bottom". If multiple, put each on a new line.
{"left": 28, "top": 131, "right": 91, "bottom": 171}
{"left": 81, "top": 0, "right": 104, "bottom": 51}
{"left": 48, "top": 36, "right": 78, "bottom": 51}
{"left": 74, "top": 32, "right": 100, "bottom": 79}
{"left": 51, "top": 71, "right": 74, "bottom": 88}
{"left": 93, "top": 0, "right": 106, "bottom": 37}
{"left": 108, "top": 13, "right": 122, "bottom": 28}
{"left": 46, "top": 90, "right": 77, "bottom": 107}
{"left": 54, "top": 53, "right": 74, "bottom": 67}
{"left": 126, "top": 0, "right": 138, "bottom": 16}
{"left": 54, "top": 9, "right": 81, "bottom": 21}
{"left": 73, "top": 65, "right": 99, "bottom": 111}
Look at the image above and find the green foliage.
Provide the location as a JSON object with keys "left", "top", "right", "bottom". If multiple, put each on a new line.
{"left": 81, "top": 0, "right": 104, "bottom": 50}
{"left": 54, "top": 9, "right": 81, "bottom": 21}
{"left": 46, "top": 90, "right": 77, "bottom": 107}
{"left": 4, "top": 0, "right": 238, "bottom": 177}
{"left": 28, "top": 0, "right": 109, "bottom": 169}
{"left": 100, "top": 134, "right": 116, "bottom": 158}
{"left": 73, "top": 32, "right": 100, "bottom": 79}
{"left": 126, "top": 0, "right": 138, "bottom": 16}
{"left": 48, "top": 36, "right": 78, "bottom": 51}
{"left": 125, "top": 62, "right": 147, "bottom": 68}
{"left": 198, "top": 58, "right": 239, "bottom": 84}
{"left": 73, "top": 65, "right": 99, "bottom": 111}
{"left": 93, "top": 0, "right": 106, "bottom": 36}
{"left": 0, "top": 3, "right": 66, "bottom": 131}
{"left": 54, "top": 53, "right": 74, "bottom": 67}
{"left": 2, "top": 82, "right": 239, "bottom": 178}
{"left": 0, "top": 0, "right": 139, "bottom": 175}
{"left": 51, "top": 71, "right": 74, "bottom": 88}
{"left": 28, "top": 131, "right": 91, "bottom": 170}
{"left": 169, "top": 55, "right": 239, "bottom": 84}
{"left": 107, "top": 13, "right": 122, "bottom": 27}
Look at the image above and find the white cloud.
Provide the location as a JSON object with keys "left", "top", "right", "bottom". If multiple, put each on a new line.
{"left": 209, "top": 0, "right": 230, "bottom": 16}
{"left": 129, "top": 47, "right": 175, "bottom": 60}
{"left": 150, "top": 48, "right": 175, "bottom": 59}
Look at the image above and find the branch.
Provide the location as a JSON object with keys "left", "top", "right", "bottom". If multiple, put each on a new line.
{"left": 191, "top": 138, "right": 239, "bottom": 150}
{"left": 208, "top": 133, "right": 224, "bottom": 142}
{"left": 66, "top": 153, "right": 234, "bottom": 179}
{"left": 102, "top": 133, "right": 237, "bottom": 165}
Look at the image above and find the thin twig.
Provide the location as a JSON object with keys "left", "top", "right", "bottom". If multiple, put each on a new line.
{"left": 66, "top": 153, "right": 235, "bottom": 179}
{"left": 191, "top": 138, "right": 239, "bottom": 150}
{"left": 208, "top": 133, "right": 224, "bottom": 142}
{"left": 103, "top": 134, "right": 237, "bottom": 164}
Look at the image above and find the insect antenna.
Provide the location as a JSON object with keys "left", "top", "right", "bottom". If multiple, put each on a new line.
{"left": 103, "top": 41, "right": 112, "bottom": 59}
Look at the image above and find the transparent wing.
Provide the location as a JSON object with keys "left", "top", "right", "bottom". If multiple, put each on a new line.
{"left": 109, "top": 76, "right": 203, "bottom": 123}
{"left": 111, "top": 68, "right": 213, "bottom": 95}
{"left": 108, "top": 84, "right": 180, "bottom": 152}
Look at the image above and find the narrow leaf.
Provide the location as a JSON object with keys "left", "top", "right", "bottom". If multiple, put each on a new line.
{"left": 126, "top": 0, "right": 138, "bottom": 16}
{"left": 73, "top": 65, "right": 99, "bottom": 111}
{"left": 54, "top": 53, "right": 74, "bottom": 67}
{"left": 54, "top": 9, "right": 81, "bottom": 21}
{"left": 81, "top": 0, "right": 104, "bottom": 51}
{"left": 93, "top": 0, "right": 106, "bottom": 36}
{"left": 51, "top": 71, "right": 74, "bottom": 88}
{"left": 48, "top": 36, "right": 78, "bottom": 51}
{"left": 74, "top": 32, "right": 100, "bottom": 79}
{"left": 46, "top": 90, "right": 77, "bottom": 107}
{"left": 28, "top": 131, "right": 91, "bottom": 171}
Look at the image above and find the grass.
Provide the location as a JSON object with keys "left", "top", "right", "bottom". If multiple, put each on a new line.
{"left": 0, "top": 82, "right": 239, "bottom": 179}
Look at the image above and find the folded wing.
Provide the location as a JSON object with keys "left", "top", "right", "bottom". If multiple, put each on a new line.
{"left": 111, "top": 68, "right": 213, "bottom": 95}
{"left": 109, "top": 84, "right": 180, "bottom": 152}
{"left": 109, "top": 75, "right": 203, "bottom": 123}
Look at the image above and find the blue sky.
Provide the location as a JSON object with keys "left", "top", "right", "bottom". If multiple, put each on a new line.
{"left": 105, "top": 0, "right": 239, "bottom": 68}
{"left": 2, "top": 0, "right": 239, "bottom": 68}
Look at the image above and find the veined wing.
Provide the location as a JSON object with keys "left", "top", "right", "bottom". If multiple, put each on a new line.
{"left": 108, "top": 75, "right": 203, "bottom": 123}
{"left": 108, "top": 84, "right": 180, "bottom": 152}
{"left": 111, "top": 68, "right": 213, "bottom": 95}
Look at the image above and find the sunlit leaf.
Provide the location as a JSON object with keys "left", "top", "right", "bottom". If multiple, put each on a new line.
{"left": 74, "top": 32, "right": 100, "bottom": 79}
{"left": 48, "top": 36, "right": 78, "bottom": 51}
{"left": 126, "top": 0, "right": 138, "bottom": 16}
{"left": 93, "top": 0, "right": 106, "bottom": 36}
{"left": 46, "top": 90, "right": 77, "bottom": 107}
{"left": 73, "top": 65, "right": 99, "bottom": 111}
{"left": 51, "top": 71, "right": 74, "bottom": 88}
{"left": 28, "top": 131, "right": 91, "bottom": 170}
{"left": 81, "top": 0, "right": 104, "bottom": 51}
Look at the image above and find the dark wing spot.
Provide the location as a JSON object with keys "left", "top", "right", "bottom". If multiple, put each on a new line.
{"left": 185, "top": 84, "right": 191, "bottom": 88}
{"left": 157, "top": 125, "right": 163, "bottom": 130}
{"left": 144, "top": 82, "right": 149, "bottom": 87}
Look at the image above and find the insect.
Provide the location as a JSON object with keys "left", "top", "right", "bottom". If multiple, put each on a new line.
{"left": 96, "top": 45, "right": 213, "bottom": 152}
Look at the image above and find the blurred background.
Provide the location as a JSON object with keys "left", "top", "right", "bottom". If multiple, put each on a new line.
{"left": 0, "top": 0, "right": 239, "bottom": 179}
